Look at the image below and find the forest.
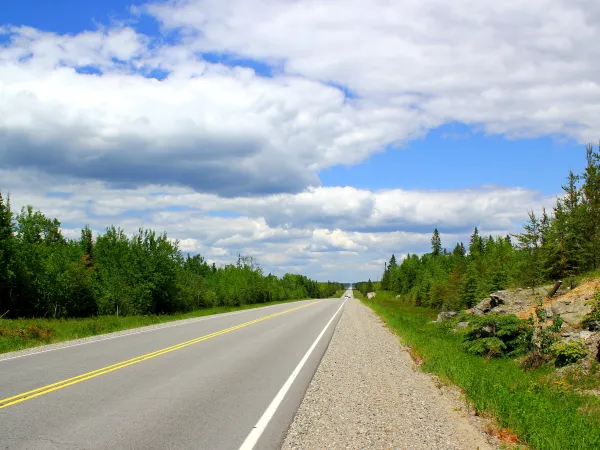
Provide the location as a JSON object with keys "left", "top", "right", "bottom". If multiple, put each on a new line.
{"left": 0, "top": 199, "right": 343, "bottom": 319}
{"left": 357, "top": 143, "right": 600, "bottom": 309}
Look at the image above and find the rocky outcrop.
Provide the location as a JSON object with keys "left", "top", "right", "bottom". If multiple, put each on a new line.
{"left": 551, "top": 297, "right": 593, "bottom": 325}
{"left": 435, "top": 311, "right": 457, "bottom": 322}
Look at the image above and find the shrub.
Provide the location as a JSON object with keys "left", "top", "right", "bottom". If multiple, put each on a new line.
{"left": 552, "top": 340, "right": 588, "bottom": 367}
{"left": 462, "top": 314, "right": 533, "bottom": 357}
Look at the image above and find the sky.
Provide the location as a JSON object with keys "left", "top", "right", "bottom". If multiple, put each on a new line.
{"left": 1, "top": 0, "right": 598, "bottom": 282}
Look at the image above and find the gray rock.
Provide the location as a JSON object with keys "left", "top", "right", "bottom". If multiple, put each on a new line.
{"left": 490, "top": 306, "right": 509, "bottom": 314}
{"left": 551, "top": 297, "right": 593, "bottom": 325}
{"left": 455, "top": 322, "right": 469, "bottom": 329}
{"left": 472, "top": 298, "right": 493, "bottom": 315}
{"left": 436, "top": 311, "right": 458, "bottom": 322}
{"left": 489, "top": 291, "right": 511, "bottom": 307}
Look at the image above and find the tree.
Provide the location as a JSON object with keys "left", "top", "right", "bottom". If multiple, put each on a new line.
{"left": 469, "top": 227, "right": 483, "bottom": 256}
{"left": 581, "top": 143, "right": 600, "bottom": 269}
{"left": 514, "top": 211, "right": 542, "bottom": 291}
{"left": 431, "top": 228, "right": 442, "bottom": 256}
{"left": 0, "top": 192, "right": 15, "bottom": 314}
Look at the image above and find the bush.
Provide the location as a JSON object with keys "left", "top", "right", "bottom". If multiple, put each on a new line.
{"left": 551, "top": 340, "right": 588, "bottom": 367}
{"left": 462, "top": 314, "right": 533, "bottom": 358}
{"left": 465, "top": 336, "right": 507, "bottom": 357}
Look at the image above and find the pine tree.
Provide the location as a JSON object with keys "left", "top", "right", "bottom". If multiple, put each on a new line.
{"left": 469, "top": 227, "right": 483, "bottom": 256}
{"left": 582, "top": 143, "right": 600, "bottom": 269}
{"left": 514, "top": 211, "right": 542, "bottom": 291}
{"left": 460, "top": 260, "right": 479, "bottom": 308}
{"left": 0, "top": 192, "right": 15, "bottom": 313}
{"left": 431, "top": 228, "right": 442, "bottom": 256}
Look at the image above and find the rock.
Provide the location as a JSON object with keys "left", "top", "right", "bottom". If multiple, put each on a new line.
{"left": 366, "top": 292, "right": 377, "bottom": 299}
{"left": 578, "top": 330, "right": 594, "bottom": 341}
{"left": 545, "top": 308, "right": 553, "bottom": 318}
{"left": 589, "top": 321, "right": 600, "bottom": 331}
{"left": 436, "top": 311, "right": 457, "bottom": 322}
{"left": 455, "top": 322, "right": 469, "bottom": 329}
{"left": 489, "top": 291, "right": 511, "bottom": 307}
{"left": 490, "top": 306, "right": 509, "bottom": 314}
{"left": 551, "top": 297, "right": 593, "bottom": 325}
{"left": 472, "top": 298, "right": 493, "bottom": 315}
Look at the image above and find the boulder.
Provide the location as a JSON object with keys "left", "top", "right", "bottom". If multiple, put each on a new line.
{"left": 366, "top": 292, "right": 377, "bottom": 299}
{"left": 436, "top": 311, "right": 458, "bottom": 322}
{"left": 472, "top": 298, "right": 493, "bottom": 315}
{"left": 490, "top": 291, "right": 512, "bottom": 306}
{"left": 456, "top": 321, "right": 469, "bottom": 329}
{"left": 551, "top": 297, "right": 593, "bottom": 325}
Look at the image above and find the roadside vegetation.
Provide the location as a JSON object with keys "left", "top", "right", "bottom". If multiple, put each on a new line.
{"left": 0, "top": 298, "right": 311, "bottom": 354}
{"left": 364, "top": 292, "right": 600, "bottom": 450}
{"left": 356, "top": 143, "right": 600, "bottom": 448}
{"left": 355, "top": 144, "right": 600, "bottom": 310}
{"left": 0, "top": 194, "right": 343, "bottom": 352}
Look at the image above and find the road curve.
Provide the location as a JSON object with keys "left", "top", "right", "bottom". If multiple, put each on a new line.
{"left": 0, "top": 296, "right": 347, "bottom": 450}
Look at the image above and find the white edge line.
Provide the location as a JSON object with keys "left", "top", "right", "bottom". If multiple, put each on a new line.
{"left": 238, "top": 299, "right": 347, "bottom": 450}
{"left": 0, "top": 299, "right": 317, "bottom": 363}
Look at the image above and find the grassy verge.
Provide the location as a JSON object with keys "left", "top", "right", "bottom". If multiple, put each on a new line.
{"left": 352, "top": 289, "right": 365, "bottom": 300}
{"left": 334, "top": 290, "right": 347, "bottom": 298}
{"left": 362, "top": 291, "right": 600, "bottom": 450}
{"left": 0, "top": 298, "right": 311, "bottom": 355}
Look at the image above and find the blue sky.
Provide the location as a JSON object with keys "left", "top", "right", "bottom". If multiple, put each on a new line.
{"left": 1, "top": 0, "right": 597, "bottom": 281}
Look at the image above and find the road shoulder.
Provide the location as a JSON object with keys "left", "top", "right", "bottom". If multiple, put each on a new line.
{"left": 282, "top": 298, "right": 496, "bottom": 449}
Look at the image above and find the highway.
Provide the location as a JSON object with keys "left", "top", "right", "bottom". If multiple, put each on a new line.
{"left": 0, "top": 294, "right": 349, "bottom": 449}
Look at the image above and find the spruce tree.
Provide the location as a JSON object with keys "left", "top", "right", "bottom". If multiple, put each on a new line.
{"left": 0, "top": 192, "right": 15, "bottom": 313}
{"left": 514, "top": 211, "right": 542, "bottom": 291}
{"left": 582, "top": 143, "right": 600, "bottom": 269}
{"left": 431, "top": 228, "right": 442, "bottom": 256}
{"left": 469, "top": 227, "right": 483, "bottom": 256}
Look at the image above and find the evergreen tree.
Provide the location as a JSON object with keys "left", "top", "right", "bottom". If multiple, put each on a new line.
{"left": 469, "top": 227, "right": 483, "bottom": 256}
{"left": 514, "top": 211, "right": 542, "bottom": 291}
{"left": 0, "top": 192, "right": 15, "bottom": 314}
{"left": 431, "top": 228, "right": 442, "bottom": 256}
{"left": 582, "top": 143, "right": 600, "bottom": 269}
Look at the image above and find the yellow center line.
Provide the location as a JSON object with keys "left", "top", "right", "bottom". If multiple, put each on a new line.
{"left": 0, "top": 300, "right": 321, "bottom": 409}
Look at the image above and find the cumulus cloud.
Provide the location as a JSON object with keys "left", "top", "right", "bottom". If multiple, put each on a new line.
{"left": 0, "top": 0, "right": 591, "bottom": 278}
{"left": 0, "top": 170, "right": 554, "bottom": 280}
{"left": 148, "top": 0, "right": 600, "bottom": 141}
{"left": 3, "top": 0, "right": 598, "bottom": 197}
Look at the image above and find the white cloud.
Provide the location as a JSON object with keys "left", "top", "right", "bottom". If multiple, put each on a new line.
{"left": 0, "top": 0, "right": 592, "bottom": 279}
{"left": 148, "top": 0, "right": 600, "bottom": 141}
{"left": 0, "top": 170, "right": 554, "bottom": 280}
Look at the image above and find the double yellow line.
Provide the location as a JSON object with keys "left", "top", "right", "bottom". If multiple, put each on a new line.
{"left": 0, "top": 301, "right": 319, "bottom": 410}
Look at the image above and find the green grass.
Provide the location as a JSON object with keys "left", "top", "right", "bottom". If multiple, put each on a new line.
{"left": 0, "top": 298, "right": 312, "bottom": 355}
{"left": 363, "top": 291, "right": 600, "bottom": 450}
{"left": 352, "top": 289, "right": 365, "bottom": 300}
{"left": 333, "top": 290, "right": 347, "bottom": 298}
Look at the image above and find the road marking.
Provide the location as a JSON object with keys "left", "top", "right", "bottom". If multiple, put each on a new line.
{"left": 238, "top": 299, "right": 347, "bottom": 450}
{"left": 0, "top": 300, "right": 322, "bottom": 410}
{"left": 0, "top": 300, "right": 315, "bottom": 363}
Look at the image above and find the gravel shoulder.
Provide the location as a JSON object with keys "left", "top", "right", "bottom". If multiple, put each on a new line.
{"left": 283, "top": 298, "right": 496, "bottom": 450}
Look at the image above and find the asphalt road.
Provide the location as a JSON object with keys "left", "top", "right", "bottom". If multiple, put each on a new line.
{"left": 0, "top": 294, "right": 349, "bottom": 450}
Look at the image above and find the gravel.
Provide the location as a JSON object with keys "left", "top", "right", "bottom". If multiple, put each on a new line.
{"left": 282, "top": 298, "right": 496, "bottom": 450}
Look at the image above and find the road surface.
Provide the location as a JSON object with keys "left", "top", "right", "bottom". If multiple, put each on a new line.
{"left": 0, "top": 295, "right": 348, "bottom": 450}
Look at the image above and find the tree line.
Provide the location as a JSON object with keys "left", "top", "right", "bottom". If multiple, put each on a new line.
{"left": 357, "top": 142, "right": 600, "bottom": 310}
{"left": 0, "top": 199, "right": 343, "bottom": 319}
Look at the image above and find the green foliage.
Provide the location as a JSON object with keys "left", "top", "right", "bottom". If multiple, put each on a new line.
{"left": 462, "top": 314, "right": 533, "bottom": 358}
{"left": 363, "top": 295, "right": 600, "bottom": 450}
{"left": 552, "top": 340, "right": 588, "bottom": 367}
{"left": 0, "top": 192, "right": 343, "bottom": 322}
{"left": 371, "top": 142, "right": 600, "bottom": 311}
